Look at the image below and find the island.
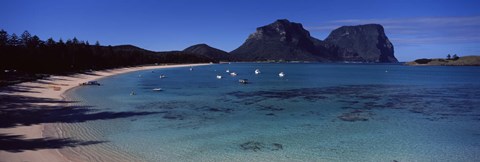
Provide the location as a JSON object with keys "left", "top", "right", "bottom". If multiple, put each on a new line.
{"left": 405, "top": 55, "right": 480, "bottom": 66}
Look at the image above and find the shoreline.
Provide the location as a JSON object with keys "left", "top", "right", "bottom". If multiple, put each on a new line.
{"left": 0, "top": 63, "right": 209, "bottom": 162}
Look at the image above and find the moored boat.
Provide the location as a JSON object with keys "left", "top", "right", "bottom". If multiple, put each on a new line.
{"left": 238, "top": 79, "right": 248, "bottom": 84}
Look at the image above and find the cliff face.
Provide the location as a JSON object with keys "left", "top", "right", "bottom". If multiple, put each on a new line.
{"left": 230, "top": 19, "right": 334, "bottom": 61}
{"left": 325, "top": 24, "right": 397, "bottom": 62}
{"left": 230, "top": 19, "right": 398, "bottom": 63}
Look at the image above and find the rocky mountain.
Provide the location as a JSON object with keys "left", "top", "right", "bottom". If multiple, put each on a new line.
{"left": 230, "top": 19, "right": 334, "bottom": 61}
{"left": 230, "top": 19, "right": 398, "bottom": 63}
{"left": 183, "top": 44, "right": 230, "bottom": 61}
{"left": 325, "top": 24, "right": 397, "bottom": 62}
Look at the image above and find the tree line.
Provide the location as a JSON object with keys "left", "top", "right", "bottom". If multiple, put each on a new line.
{"left": 0, "top": 29, "right": 212, "bottom": 74}
{"left": 446, "top": 54, "right": 460, "bottom": 60}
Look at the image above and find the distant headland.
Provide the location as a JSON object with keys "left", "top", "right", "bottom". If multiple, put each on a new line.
{"left": 406, "top": 55, "right": 480, "bottom": 66}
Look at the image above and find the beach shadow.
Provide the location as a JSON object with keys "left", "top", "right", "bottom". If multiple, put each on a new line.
{"left": 77, "top": 71, "right": 102, "bottom": 76}
{"left": 0, "top": 133, "right": 105, "bottom": 153}
{"left": 0, "top": 85, "right": 159, "bottom": 153}
{"left": 0, "top": 95, "right": 77, "bottom": 105}
{"left": 0, "top": 84, "right": 44, "bottom": 93}
{"left": 31, "top": 79, "right": 55, "bottom": 85}
{"left": 0, "top": 93, "right": 159, "bottom": 128}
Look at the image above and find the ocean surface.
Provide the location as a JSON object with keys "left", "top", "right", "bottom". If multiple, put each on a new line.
{"left": 60, "top": 63, "right": 480, "bottom": 161}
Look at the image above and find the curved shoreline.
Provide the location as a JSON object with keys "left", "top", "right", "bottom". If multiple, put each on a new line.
{"left": 0, "top": 63, "right": 209, "bottom": 162}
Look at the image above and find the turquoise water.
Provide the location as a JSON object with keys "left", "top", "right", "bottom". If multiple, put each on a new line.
{"left": 65, "top": 63, "right": 480, "bottom": 161}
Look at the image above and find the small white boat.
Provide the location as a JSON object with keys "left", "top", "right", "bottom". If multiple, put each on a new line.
{"left": 189, "top": 67, "right": 193, "bottom": 71}
{"left": 130, "top": 91, "right": 136, "bottom": 95}
{"left": 279, "top": 72, "right": 285, "bottom": 77}
{"left": 152, "top": 88, "right": 162, "bottom": 91}
{"left": 159, "top": 75, "right": 166, "bottom": 79}
{"left": 226, "top": 69, "right": 230, "bottom": 73}
{"left": 216, "top": 75, "right": 222, "bottom": 79}
{"left": 239, "top": 79, "right": 248, "bottom": 84}
{"left": 255, "top": 69, "right": 261, "bottom": 75}
{"left": 138, "top": 74, "right": 142, "bottom": 77}
{"left": 230, "top": 72, "right": 237, "bottom": 76}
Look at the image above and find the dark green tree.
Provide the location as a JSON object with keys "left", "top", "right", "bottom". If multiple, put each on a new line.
{"left": 30, "top": 35, "right": 42, "bottom": 48}
{"left": 8, "top": 33, "right": 21, "bottom": 46}
{"left": 46, "top": 37, "right": 56, "bottom": 46}
{"left": 72, "top": 37, "right": 79, "bottom": 45}
{"left": 453, "top": 54, "right": 459, "bottom": 60}
{"left": 447, "top": 54, "right": 451, "bottom": 60}
{"left": 0, "top": 29, "right": 213, "bottom": 82}
{"left": 66, "top": 39, "right": 73, "bottom": 45}
{"left": 0, "top": 29, "right": 8, "bottom": 47}
{"left": 20, "top": 30, "right": 32, "bottom": 47}
{"left": 58, "top": 38, "right": 65, "bottom": 45}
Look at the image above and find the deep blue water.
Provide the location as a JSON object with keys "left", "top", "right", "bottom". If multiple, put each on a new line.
{"left": 65, "top": 63, "right": 480, "bottom": 161}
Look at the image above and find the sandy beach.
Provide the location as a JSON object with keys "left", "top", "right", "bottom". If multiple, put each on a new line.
{"left": 0, "top": 63, "right": 208, "bottom": 162}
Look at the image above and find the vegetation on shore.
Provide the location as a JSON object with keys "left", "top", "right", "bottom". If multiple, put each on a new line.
{"left": 406, "top": 55, "right": 480, "bottom": 66}
{"left": 0, "top": 29, "right": 213, "bottom": 86}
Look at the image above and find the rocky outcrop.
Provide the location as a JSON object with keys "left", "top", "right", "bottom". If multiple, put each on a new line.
{"left": 230, "top": 19, "right": 398, "bottom": 63}
{"left": 230, "top": 19, "right": 335, "bottom": 61}
{"left": 325, "top": 24, "right": 397, "bottom": 62}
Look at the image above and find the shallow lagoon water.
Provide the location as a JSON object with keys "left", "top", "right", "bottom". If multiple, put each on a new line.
{"left": 63, "top": 63, "right": 480, "bottom": 161}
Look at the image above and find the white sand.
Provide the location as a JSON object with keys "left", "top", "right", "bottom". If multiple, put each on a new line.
{"left": 0, "top": 63, "right": 208, "bottom": 162}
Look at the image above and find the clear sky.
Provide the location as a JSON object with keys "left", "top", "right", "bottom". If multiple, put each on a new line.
{"left": 1, "top": 0, "right": 479, "bottom": 61}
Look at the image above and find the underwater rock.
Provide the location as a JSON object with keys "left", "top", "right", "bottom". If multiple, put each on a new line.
{"left": 338, "top": 110, "right": 370, "bottom": 122}
{"left": 271, "top": 143, "right": 283, "bottom": 150}
{"left": 163, "top": 114, "right": 184, "bottom": 120}
{"left": 227, "top": 88, "right": 328, "bottom": 104}
{"left": 205, "top": 107, "right": 233, "bottom": 113}
{"left": 240, "top": 141, "right": 264, "bottom": 152}
{"left": 208, "top": 108, "right": 222, "bottom": 112}
{"left": 259, "top": 105, "right": 284, "bottom": 111}
{"left": 409, "top": 108, "right": 424, "bottom": 114}
{"left": 240, "top": 141, "right": 284, "bottom": 152}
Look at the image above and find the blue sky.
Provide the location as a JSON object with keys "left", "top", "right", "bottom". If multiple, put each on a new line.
{"left": 1, "top": 0, "right": 479, "bottom": 61}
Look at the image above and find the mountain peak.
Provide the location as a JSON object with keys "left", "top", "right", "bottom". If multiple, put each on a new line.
{"left": 183, "top": 43, "right": 229, "bottom": 61}
{"left": 272, "top": 19, "right": 291, "bottom": 24}
{"left": 230, "top": 19, "right": 398, "bottom": 62}
{"left": 231, "top": 19, "right": 326, "bottom": 61}
{"left": 188, "top": 43, "right": 210, "bottom": 48}
{"left": 325, "top": 24, "right": 397, "bottom": 62}
{"left": 248, "top": 19, "right": 311, "bottom": 43}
